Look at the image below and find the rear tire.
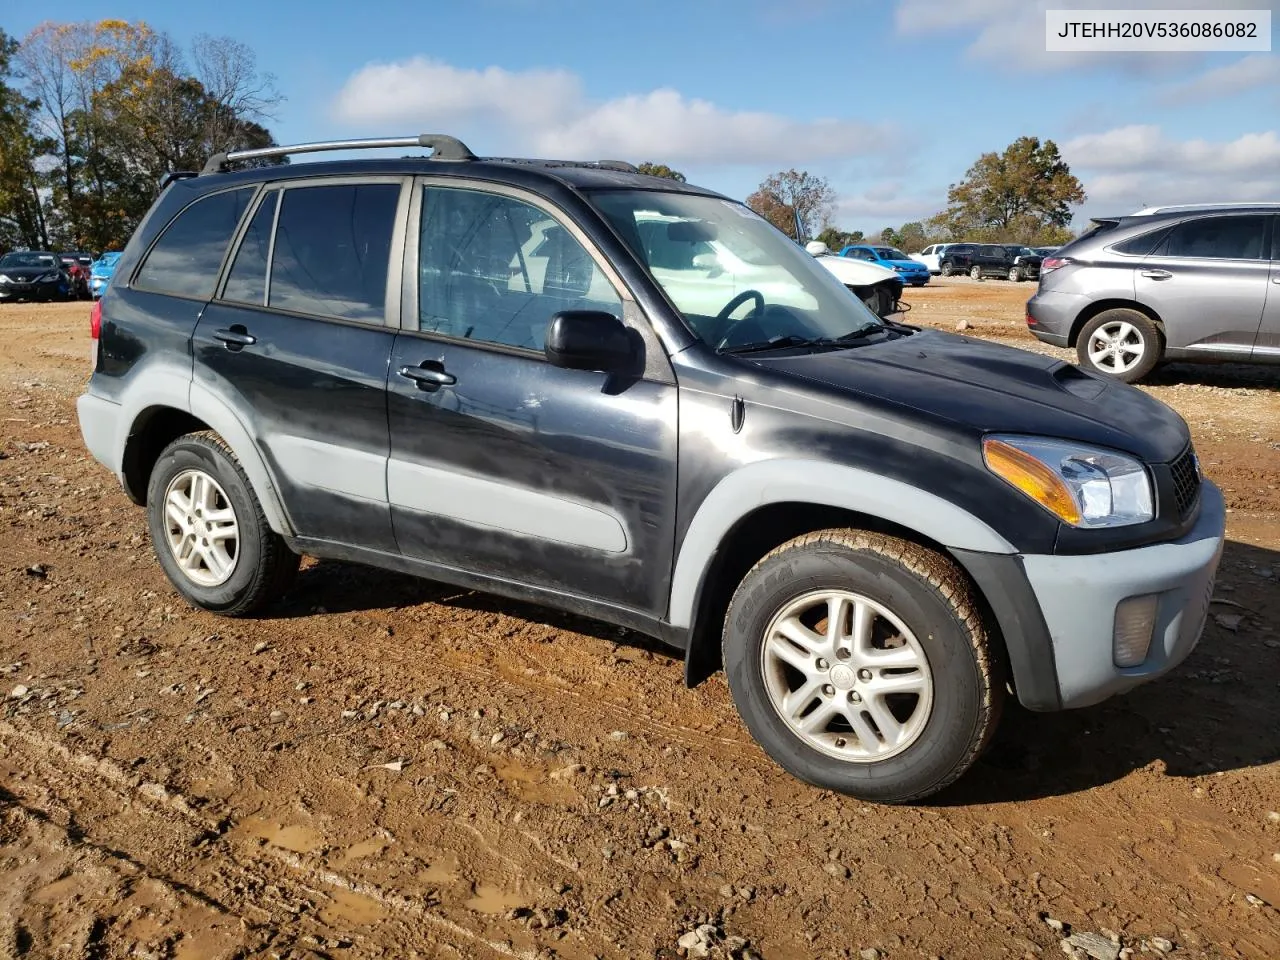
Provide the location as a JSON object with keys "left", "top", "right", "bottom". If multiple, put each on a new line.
{"left": 940, "top": 262, "right": 954, "bottom": 277}
{"left": 969, "top": 265, "right": 983, "bottom": 281}
{"left": 1007, "top": 266, "right": 1021, "bottom": 282}
{"left": 146, "top": 431, "right": 299, "bottom": 616}
{"left": 721, "top": 530, "right": 1004, "bottom": 803}
{"left": 1076, "top": 308, "right": 1162, "bottom": 383}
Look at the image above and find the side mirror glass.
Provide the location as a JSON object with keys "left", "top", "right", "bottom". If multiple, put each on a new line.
{"left": 544, "top": 310, "right": 634, "bottom": 373}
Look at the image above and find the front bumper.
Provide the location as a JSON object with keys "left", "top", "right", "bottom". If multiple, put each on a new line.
{"left": 1022, "top": 481, "right": 1225, "bottom": 709}
{"left": 0, "top": 280, "right": 62, "bottom": 300}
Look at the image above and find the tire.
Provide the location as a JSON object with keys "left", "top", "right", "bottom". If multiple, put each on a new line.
{"left": 146, "top": 431, "right": 299, "bottom": 616}
{"left": 1007, "top": 266, "right": 1021, "bottom": 282}
{"left": 940, "top": 262, "right": 954, "bottom": 277}
{"left": 1076, "top": 308, "right": 1162, "bottom": 383}
{"left": 852, "top": 284, "right": 893, "bottom": 318}
{"left": 969, "top": 265, "right": 983, "bottom": 281}
{"left": 721, "top": 530, "right": 1004, "bottom": 803}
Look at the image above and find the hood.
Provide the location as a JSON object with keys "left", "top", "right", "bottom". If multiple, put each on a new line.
{"left": 755, "top": 330, "right": 1189, "bottom": 463}
{"left": 886, "top": 259, "right": 927, "bottom": 270}
{"left": 0, "top": 266, "right": 60, "bottom": 281}
{"left": 813, "top": 254, "right": 899, "bottom": 285}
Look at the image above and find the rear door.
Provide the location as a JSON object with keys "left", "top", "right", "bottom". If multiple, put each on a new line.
{"left": 386, "top": 180, "right": 679, "bottom": 617}
{"left": 192, "top": 177, "right": 409, "bottom": 552}
{"left": 1135, "top": 214, "right": 1270, "bottom": 356}
{"left": 1258, "top": 215, "right": 1280, "bottom": 360}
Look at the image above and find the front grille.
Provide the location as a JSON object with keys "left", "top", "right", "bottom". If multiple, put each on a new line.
{"left": 1169, "top": 447, "right": 1201, "bottom": 516}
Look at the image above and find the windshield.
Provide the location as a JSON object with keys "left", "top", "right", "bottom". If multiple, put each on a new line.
{"left": 874, "top": 247, "right": 910, "bottom": 261}
{"left": 0, "top": 252, "right": 58, "bottom": 269}
{"left": 590, "top": 190, "right": 882, "bottom": 350}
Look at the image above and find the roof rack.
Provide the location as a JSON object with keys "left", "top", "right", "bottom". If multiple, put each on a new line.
{"left": 201, "top": 133, "right": 477, "bottom": 175}
{"left": 1130, "top": 201, "right": 1280, "bottom": 215}
{"left": 483, "top": 157, "right": 640, "bottom": 174}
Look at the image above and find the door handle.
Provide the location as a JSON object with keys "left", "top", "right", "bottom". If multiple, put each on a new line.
{"left": 1140, "top": 269, "right": 1172, "bottom": 280}
{"left": 213, "top": 326, "right": 257, "bottom": 349}
{"left": 397, "top": 364, "right": 456, "bottom": 390}
{"left": 1272, "top": 277, "right": 1280, "bottom": 284}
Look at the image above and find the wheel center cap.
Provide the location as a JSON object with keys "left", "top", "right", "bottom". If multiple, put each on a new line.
{"left": 829, "top": 664, "right": 857, "bottom": 690}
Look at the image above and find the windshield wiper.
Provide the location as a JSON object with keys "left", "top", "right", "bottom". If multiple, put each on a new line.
{"left": 719, "top": 334, "right": 836, "bottom": 355}
{"left": 835, "top": 321, "right": 885, "bottom": 341}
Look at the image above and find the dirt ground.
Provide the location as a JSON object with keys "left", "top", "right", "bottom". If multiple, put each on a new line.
{"left": 1, "top": 284, "right": 1277, "bottom": 960}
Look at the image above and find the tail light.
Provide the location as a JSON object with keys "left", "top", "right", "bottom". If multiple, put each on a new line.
{"left": 1041, "top": 256, "right": 1072, "bottom": 275}
{"left": 89, "top": 299, "right": 102, "bottom": 339}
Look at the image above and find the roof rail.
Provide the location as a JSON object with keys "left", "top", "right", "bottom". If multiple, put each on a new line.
{"left": 1131, "top": 201, "right": 1280, "bottom": 215}
{"left": 483, "top": 157, "right": 640, "bottom": 174}
{"left": 200, "top": 134, "right": 476, "bottom": 175}
{"left": 158, "top": 170, "right": 198, "bottom": 191}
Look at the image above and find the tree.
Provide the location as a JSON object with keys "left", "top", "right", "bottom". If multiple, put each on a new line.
{"left": 936, "top": 136, "right": 1085, "bottom": 244}
{"left": 746, "top": 169, "right": 836, "bottom": 238}
{"left": 0, "top": 29, "right": 51, "bottom": 249}
{"left": 898, "top": 221, "right": 928, "bottom": 253}
{"left": 636, "top": 161, "right": 685, "bottom": 182}
{"left": 878, "top": 226, "right": 903, "bottom": 248}
{"left": 814, "top": 226, "right": 863, "bottom": 250}
{"left": 191, "top": 34, "right": 282, "bottom": 155}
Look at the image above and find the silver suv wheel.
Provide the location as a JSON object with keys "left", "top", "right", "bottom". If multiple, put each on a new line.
{"left": 1086, "top": 319, "right": 1146, "bottom": 375}
{"left": 761, "top": 589, "right": 933, "bottom": 762}
{"left": 162, "top": 468, "right": 240, "bottom": 587}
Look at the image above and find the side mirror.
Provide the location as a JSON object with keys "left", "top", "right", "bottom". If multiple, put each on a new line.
{"left": 544, "top": 311, "right": 633, "bottom": 372}
{"left": 804, "top": 240, "right": 829, "bottom": 256}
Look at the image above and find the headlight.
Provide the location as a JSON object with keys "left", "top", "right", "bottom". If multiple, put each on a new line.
{"left": 983, "top": 435, "right": 1154, "bottom": 527}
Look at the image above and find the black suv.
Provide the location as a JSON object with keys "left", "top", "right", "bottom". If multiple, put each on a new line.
{"left": 940, "top": 243, "right": 1039, "bottom": 281}
{"left": 77, "top": 134, "right": 1224, "bottom": 802}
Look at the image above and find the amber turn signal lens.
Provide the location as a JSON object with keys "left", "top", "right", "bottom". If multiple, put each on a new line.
{"left": 982, "top": 437, "right": 1082, "bottom": 525}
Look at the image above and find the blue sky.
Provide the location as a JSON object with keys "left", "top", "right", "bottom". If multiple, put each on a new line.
{"left": 8, "top": 0, "right": 1280, "bottom": 233}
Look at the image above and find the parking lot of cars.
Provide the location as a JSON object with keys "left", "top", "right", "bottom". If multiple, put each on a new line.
{"left": 2, "top": 278, "right": 1277, "bottom": 958}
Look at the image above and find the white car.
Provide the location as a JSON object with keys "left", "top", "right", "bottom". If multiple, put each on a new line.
{"left": 911, "top": 244, "right": 957, "bottom": 275}
{"left": 804, "top": 241, "right": 903, "bottom": 317}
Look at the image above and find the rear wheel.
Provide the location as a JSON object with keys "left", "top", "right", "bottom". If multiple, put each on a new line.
{"left": 940, "top": 262, "right": 954, "bottom": 277}
{"left": 969, "top": 265, "right": 982, "bottom": 281}
{"left": 1076, "top": 308, "right": 1162, "bottom": 383}
{"left": 721, "top": 530, "right": 1004, "bottom": 803}
{"left": 146, "top": 431, "right": 299, "bottom": 616}
{"left": 1007, "top": 266, "right": 1021, "bottom": 282}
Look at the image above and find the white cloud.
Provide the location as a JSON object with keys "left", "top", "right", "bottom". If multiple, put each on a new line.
{"left": 332, "top": 57, "right": 895, "bottom": 166}
{"left": 892, "top": 0, "right": 1272, "bottom": 73}
{"left": 833, "top": 181, "right": 947, "bottom": 232}
{"left": 1062, "top": 125, "right": 1280, "bottom": 213}
{"left": 1160, "top": 54, "right": 1280, "bottom": 103}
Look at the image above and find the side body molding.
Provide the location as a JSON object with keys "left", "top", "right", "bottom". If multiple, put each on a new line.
{"left": 666, "top": 459, "right": 1017, "bottom": 628}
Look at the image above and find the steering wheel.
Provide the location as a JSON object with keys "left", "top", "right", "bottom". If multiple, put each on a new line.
{"left": 716, "top": 289, "right": 765, "bottom": 323}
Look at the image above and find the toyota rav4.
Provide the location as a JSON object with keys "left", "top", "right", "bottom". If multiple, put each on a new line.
{"left": 76, "top": 135, "right": 1225, "bottom": 802}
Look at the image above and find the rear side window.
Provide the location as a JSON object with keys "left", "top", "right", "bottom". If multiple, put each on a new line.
{"left": 223, "top": 191, "right": 278, "bottom": 304}
{"left": 1158, "top": 215, "right": 1267, "bottom": 260}
{"left": 134, "top": 187, "right": 254, "bottom": 298}
{"left": 1111, "top": 227, "right": 1170, "bottom": 256}
{"left": 268, "top": 183, "right": 400, "bottom": 322}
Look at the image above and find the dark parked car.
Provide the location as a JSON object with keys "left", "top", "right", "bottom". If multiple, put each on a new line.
{"left": 76, "top": 134, "right": 1224, "bottom": 802}
{"left": 1002, "top": 246, "right": 1044, "bottom": 282}
{"left": 939, "top": 243, "right": 1019, "bottom": 279}
{"left": 0, "top": 251, "right": 72, "bottom": 302}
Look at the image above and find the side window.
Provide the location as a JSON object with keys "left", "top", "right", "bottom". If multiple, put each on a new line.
{"left": 1162, "top": 215, "right": 1266, "bottom": 260}
{"left": 418, "top": 186, "right": 621, "bottom": 351}
{"left": 848, "top": 248, "right": 874, "bottom": 261}
{"left": 1111, "top": 227, "right": 1169, "bottom": 256}
{"left": 222, "top": 191, "right": 278, "bottom": 305}
{"left": 269, "top": 183, "right": 400, "bottom": 322}
{"left": 134, "top": 187, "right": 254, "bottom": 298}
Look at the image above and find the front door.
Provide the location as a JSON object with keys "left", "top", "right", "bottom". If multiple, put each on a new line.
{"left": 386, "top": 182, "right": 679, "bottom": 617}
{"left": 192, "top": 178, "right": 408, "bottom": 552}
{"left": 1257, "top": 216, "right": 1280, "bottom": 360}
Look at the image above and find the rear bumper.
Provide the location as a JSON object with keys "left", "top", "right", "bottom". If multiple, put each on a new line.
{"left": 1026, "top": 289, "right": 1086, "bottom": 345}
{"left": 77, "top": 392, "right": 122, "bottom": 479}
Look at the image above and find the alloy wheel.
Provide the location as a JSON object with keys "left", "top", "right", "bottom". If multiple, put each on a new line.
{"left": 1087, "top": 320, "right": 1145, "bottom": 375}
{"left": 162, "top": 468, "right": 240, "bottom": 587}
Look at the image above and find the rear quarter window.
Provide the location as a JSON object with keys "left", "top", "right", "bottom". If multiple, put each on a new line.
{"left": 133, "top": 187, "right": 255, "bottom": 299}
{"left": 1110, "top": 227, "right": 1171, "bottom": 256}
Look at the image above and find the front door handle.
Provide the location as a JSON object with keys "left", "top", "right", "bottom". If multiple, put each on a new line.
{"left": 398, "top": 363, "right": 457, "bottom": 391}
{"left": 1272, "top": 277, "right": 1280, "bottom": 284}
{"left": 1140, "top": 269, "right": 1172, "bottom": 280}
{"left": 213, "top": 326, "right": 257, "bottom": 349}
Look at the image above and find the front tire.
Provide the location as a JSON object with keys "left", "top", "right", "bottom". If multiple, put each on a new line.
{"left": 721, "top": 530, "right": 1004, "bottom": 803}
{"left": 146, "top": 432, "right": 299, "bottom": 616}
{"left": 969, "top": 265, "right": 983, "bottom": 281}
{"left": 940, "top": 262, "right": 954, "bottom": 277}
{"left": 1007, "top": 266, "right": 1021, "bottom": 282}
{"left": 1076, "top": 308, "right": 1162, "bottom": 383}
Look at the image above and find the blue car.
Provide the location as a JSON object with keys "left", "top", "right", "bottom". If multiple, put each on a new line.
{"left": 839, "top": 244, "right": 931, "bottom": 287}
{"left": 89, "top": 252, "right": 122, "bottom": 300}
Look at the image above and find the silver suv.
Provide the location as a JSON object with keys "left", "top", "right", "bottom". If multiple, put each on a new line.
{"left": 1026, "top": 203, "right": 1280, "bottom": 382}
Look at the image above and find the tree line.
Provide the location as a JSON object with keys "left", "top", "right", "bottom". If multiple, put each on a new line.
{"left": 0, "top": 20, "right": 281, "bottom": 253}
{"left": 643, "top": 136, "right": 1086, "bottom": 252}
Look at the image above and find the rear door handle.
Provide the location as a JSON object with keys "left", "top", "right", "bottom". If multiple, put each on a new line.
{"left": 213, "top": 326, "right": 257, "bottom": 348}
{"left": 1141, "top": 269, "right": 1172, "bottom": 280}
{"left": 398, "top": 364, "right": 457, "bottom": 390}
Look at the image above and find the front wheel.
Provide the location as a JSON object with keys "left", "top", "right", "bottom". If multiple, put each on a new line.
{"left": 1007, "top": 266, "right": 1021, "bottom": 282}
{"left": 969, "top": 265, "right": 983, "bottom": 281}
{"left": 940, "top": 262, "right": 954, "bottom": 277}
{"left": 1076, "top": 309, "right": 1162, "bottom": 383}
{"left": 146, "top": 431, "right": 299, "bottom": 616}
{"left": 721, "top": 530, "right": 1004, "bottom": 803}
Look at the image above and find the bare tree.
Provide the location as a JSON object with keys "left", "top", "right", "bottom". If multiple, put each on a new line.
{"left": 17, "top": 22, "right": 79, "bottom": 232}
{"left": 192, "top": 34, "right": 282, "bottom": 153}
